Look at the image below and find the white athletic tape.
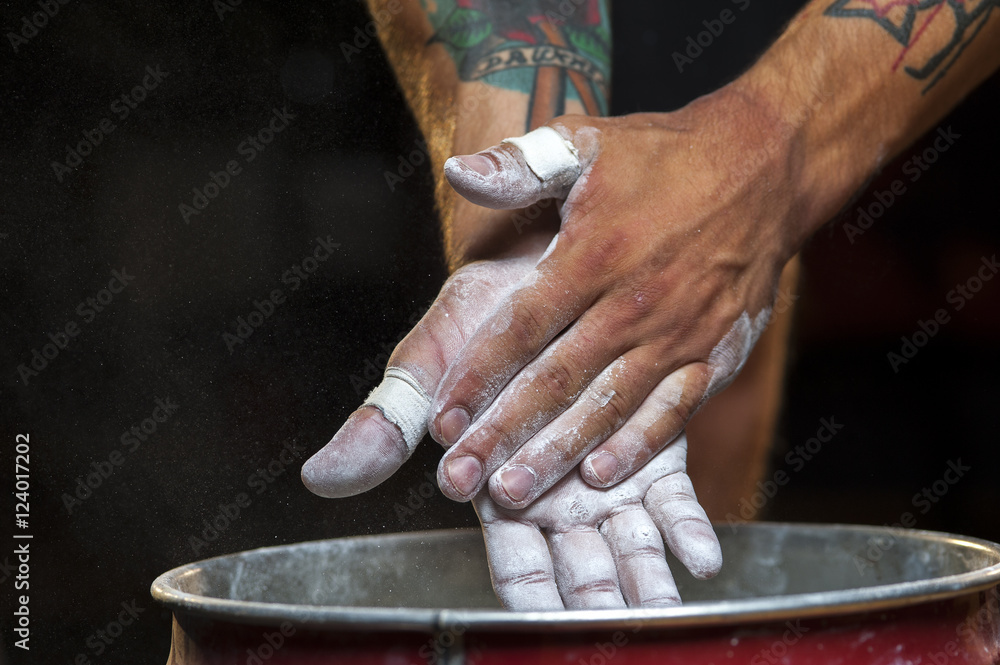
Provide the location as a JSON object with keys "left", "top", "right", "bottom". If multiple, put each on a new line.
{"left": 503, "top": 126, "right": 581, "bottom": 187}
{"left": 363, "top": 367, "right": 431, "bottom": 453}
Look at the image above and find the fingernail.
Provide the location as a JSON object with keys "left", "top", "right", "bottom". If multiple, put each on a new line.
{"left": 499, "top": 465, "right": 536, "bottom": 502}
{"left": 587, "top": 452, "right": 619, "bottom": 485}
{"left": 439, "top": 407, "right": 471, "bottom": 446}
{"left": 446, "top": 455, "right": 483, "bottom": 497}
{"left": 456, "top": 153, "right": 495, "bottom": 177}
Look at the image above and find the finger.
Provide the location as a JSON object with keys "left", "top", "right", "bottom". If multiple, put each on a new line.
{"left": 434, "top": 296, "right": 635, "bottom": 501}
{"left": 580, "top": 364, "right": 709, "bottom": 488}
{"left": 702, "top": 308, "right": 773, "bottom": 402}
{"left": 301, "top": 367, "right": 431, "bottom": 498}
{"left": 430, "top": 269, "right": 590, "bottom": 489}
{"left": 600, "top": 508, "right": 681, "bottom": 607}
{"left": 302, "top": 259, "right": 537, "bottom": 498}
{"left": 445, "top": 126, "right": 583, "bottom": 210}
{"left": 477, "top": 505, "right": 564, "bottom": 611}
{"left": 484, "top": 351, "right": 657, "bottom": 509}
{"left": 547, "top": 527, "right": 626, "bottom": 610}
{"left": 643, "top": 446, "right": 722, "bottom": 580}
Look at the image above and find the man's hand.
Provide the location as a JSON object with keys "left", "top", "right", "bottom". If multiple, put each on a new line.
{"left": 301, "top": 237, "right": 721, "bottom": 610}
{"left": 300, "top": 244, "right": 546, "bottom": 498}
{"left": 429, "top": 88, "right": 796, "bottom": 509}
{"left": 476, "top": 432, "right": 720, "bottom": 611}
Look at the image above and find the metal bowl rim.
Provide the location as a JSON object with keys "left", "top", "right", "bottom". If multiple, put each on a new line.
{"left": 150, "top": 522, "right": 1000, "bottom": 632}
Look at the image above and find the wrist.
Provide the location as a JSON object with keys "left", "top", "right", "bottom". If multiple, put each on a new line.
{"left": 724, "top": 70, "right": 867, "bottom": 253}
{"left": 724, "top": 17, "right": 919, "bottom": 251}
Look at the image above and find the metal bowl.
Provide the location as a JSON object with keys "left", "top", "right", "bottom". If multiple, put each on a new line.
{"left": 152, "top": 522, "right": 1000, "bottom": 664}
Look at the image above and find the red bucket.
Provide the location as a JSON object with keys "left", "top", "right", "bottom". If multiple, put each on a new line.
{"left": 151, "top": 523, "right": 1000, "bottom": 664}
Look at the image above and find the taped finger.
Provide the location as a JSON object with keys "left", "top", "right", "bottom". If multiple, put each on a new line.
{"left": 301, "top": 367, "right": 430, "bottom": 498}
{"left": 445, "top": 126, "right": 582, "bottom": 210}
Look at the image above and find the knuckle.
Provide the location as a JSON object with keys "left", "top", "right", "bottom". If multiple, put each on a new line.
{"left": 645, "top": 473, "right": 697, "bottom": 508}
{"left": 579, "top": 230, "right": 627, "bottom": 273}
{"left": 641, "top": 594, "right": 683, "bottom": 607}
{"left": 617, "top": 543, "right": 666, "bottom": 564}
{"left": 535, "top": 358, "right": 578, "bottom": 404}
{"left": 566, "top": 578, "right": 621, "bottom": 598}
{"left": 597, "top": 387, "right": 632, "bottom": 429}
{"left": 474, "top": 416, "right": 519, "bottom": 455}
{"left": 638, "top": 426, "right": 666, "bottom": 460}
{"left": 498, "top": 568, "right": 553, "bottom": 589}
{"left": 506, "top": 300, "right": 548, "bottom": 349}
{"left": 452, "top": 365, "right": 495, "bottom": 413}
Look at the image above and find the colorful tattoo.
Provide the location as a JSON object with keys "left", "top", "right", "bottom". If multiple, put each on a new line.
{"left": 825, "top": 0, "right": 999, "bottom": 93}
{"left": 422, "top": 0, "right": 611, "bottom": 127}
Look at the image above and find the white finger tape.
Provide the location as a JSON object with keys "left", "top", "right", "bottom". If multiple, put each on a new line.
{"left": 503, "top": 126, "right": 581, "bottom": 185}
{"left": 363, "top": 367, "right": 431, "bottom": 453}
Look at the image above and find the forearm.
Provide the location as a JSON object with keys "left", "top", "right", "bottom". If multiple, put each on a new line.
{"left": 730, "top": 0, "right": 1000, "bottom": 254}
{"left": 367, "top": 0, "right": 611, "bottom": 268}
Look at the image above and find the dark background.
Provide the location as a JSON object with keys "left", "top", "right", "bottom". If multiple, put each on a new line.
{"left": 1, "top": 1, "right": 996, "bottom": 663}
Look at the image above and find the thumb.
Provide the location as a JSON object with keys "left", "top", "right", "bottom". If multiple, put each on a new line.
{"left": 444, "top": 125, "right": 584, "bottom": 210}
{"left": 301, "top": 367, "right": 431, "bottom": 498}
{"left": 301, "top": 259, "right": 530, "bottom": 499}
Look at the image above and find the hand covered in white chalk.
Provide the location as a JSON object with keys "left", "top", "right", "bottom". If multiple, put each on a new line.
{"left": 430, "top": 88, "right": 801, "bottom": 509}
{"left": 476, "top": 432, "right": 721, "bottom": 610}
{"left": 299, "top": 248, "right": 545, "bottom": 499}
{"left": 299, "top": 238, "right": 722, "bottom": 610}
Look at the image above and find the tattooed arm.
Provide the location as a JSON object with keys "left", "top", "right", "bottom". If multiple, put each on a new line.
{"left": 304, "top": 1, "right": 728, "bottom": 610}
{"left": 367, "top": 0, "right": 611, "bottom": 267}
{"left": 420, "top": 0, "right": 1000, "bottom": 505}
{"left": 748, "top": 0, "right": 1000, "bottom": 250}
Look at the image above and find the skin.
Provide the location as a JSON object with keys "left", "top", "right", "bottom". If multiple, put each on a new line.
{"left": 428, "top": 1, "right": 1000, "bottom": 507}
{"left": 303, "top": 0, "right": 730, "bottom": 610}
{"left": 303, "top": 0, "right": 1000, "bottom": 610}
{"left": 301, "top": 245, "right": 721, "bottom": 609}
